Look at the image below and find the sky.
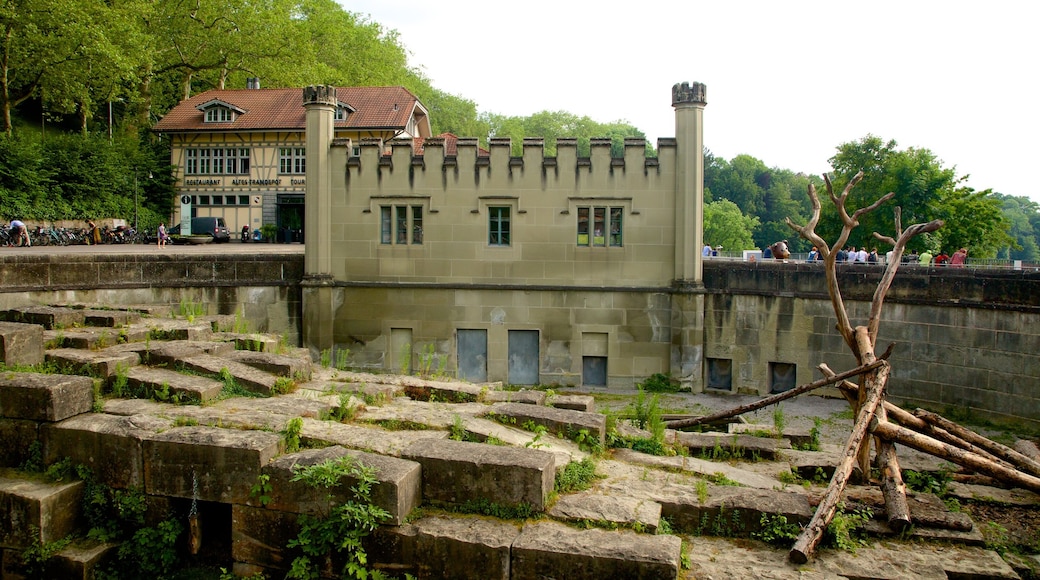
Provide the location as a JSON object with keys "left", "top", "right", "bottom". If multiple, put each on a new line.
{"left": 339, "top": 1, "right": 1038, "bottom": 202}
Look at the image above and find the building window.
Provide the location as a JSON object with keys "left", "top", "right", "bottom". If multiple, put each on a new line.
{"left": 577, "top": 206, "right": 623, "bottom": 247}
{"left": 770, "top": 362, "right": 797, "bottom": 394}
{"left": 204, "top": 107, "right": 233, "bottom": 122}
{"left": 706, "top": 358, "right": 732, "bottom": 391}
{"left": 279, "top": 147, "right": 306, "bottom": 174}
{"left": 489, "top": 206, "right": 510, "bottom": 246}
{"left": 381, "top": 205, "right": 424, "bottom": 245}
{"left": 335, "top": 106, "right": 347, "bottom": 121}
{"left": 184, "top": 148, "right": 249, "bottom": 175}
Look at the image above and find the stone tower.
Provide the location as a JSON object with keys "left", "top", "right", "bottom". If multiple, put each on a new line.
{"left": 672, "top": 81, "right": 707, "bottom": 284}
{"left": 301, "top": 85, "right": 337, "bottom": 351}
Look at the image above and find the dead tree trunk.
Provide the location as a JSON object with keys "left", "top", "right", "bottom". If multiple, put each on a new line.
{"left": 872, "top": 421, "right": 1040, "bottom": 494}
{"left": 789, "top": 362, "right": 890, "bottom": 564}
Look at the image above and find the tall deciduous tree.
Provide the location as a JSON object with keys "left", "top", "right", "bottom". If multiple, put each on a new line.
{"left": 703, "top": 199, "right": 759, "bottom": 251}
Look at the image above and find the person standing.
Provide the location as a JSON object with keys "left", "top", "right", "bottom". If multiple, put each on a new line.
{"left": 935, "top": 250, "right": 950, "bottom": 266}
{"left": 9, "top": 219, "right": 30, "bottom": 247}
{"left": 157, "top": 222, "right": 167, "bottom": 247}
{"left": 919, "top": 248, "right": 933, "bottom": 266}
{"left": 950, "top": 247, "right": 968, "bottom": 267}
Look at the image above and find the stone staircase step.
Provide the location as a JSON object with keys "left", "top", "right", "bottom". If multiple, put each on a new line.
{"left": 45, "top": 348, "right": 140, "bottom": 378}
{"left": 81, "top": 309, "right": 142, "bottom": 328}
{"left": 214, "top": 332, "right": 280, "bottom": 352}
{"left": 142, "top": 425, "right": 283, "bottom": 504}
{"left": 223, "top": 349, "right": 312, "bottom": 381}
{"left": 259, "top": 446, "right": 421, "bottom": 525}
{"left": 3, "top": 306, "right": 85, "bottom": 329}
{"left": 0, "top": 372, "right": 94, "bottom": 422}
{"left": 489, "top": 402, "right": 606, "bottom": 446}
{"left": 0, "top": 321, "right": 44, "bottom": 366}
{"left": 42, "top": 413, "right": 171, "bottom": 489}
{"left": 0, "top": 474, "right": 84, "bottom": 549}
{"left": 672, "top": 430, "right": 792, "bottom": 461}
{"left": 612, "top": 448, "right": 780, "bottom": 489}
{"left": 138, "top": 319, "right": 214, "bottom": 341}
{"left": 402, "top": 438, "right": 555, "bottom": 512}
{"left": 125, "top": 366, "right": 224, "bottom": 403}
{"left": 367, "top": 516, "right": 518, "bottom": 580}
{"left": 174, "top": 353, "right": 280, "bottom": 395}
{"left": 511, "top": 520, "right": 681, "bottom": 580}
{"left": 314, "top": 380, "right": 400, "bottom": 405}
{"left": 731, "top": 422, "right": 815, "bottom": 448}
{"left": 301, "top": 418, "right": 448, "bottom": 457}
{"left": 548, "top": 493, "right": 662, "bottom": 533}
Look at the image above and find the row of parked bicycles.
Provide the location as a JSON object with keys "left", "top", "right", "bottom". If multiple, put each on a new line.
{"left": 1, "top": 224, "right": 147, "bottom": 247}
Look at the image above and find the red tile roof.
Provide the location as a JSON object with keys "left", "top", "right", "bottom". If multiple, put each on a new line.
{"left": 153, "top": 86, "right": 427, "bottom": 134}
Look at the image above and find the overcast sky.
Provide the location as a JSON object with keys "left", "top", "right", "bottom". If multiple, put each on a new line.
{"left": 339, "top": 1, "right": 1038, "bottom": 203}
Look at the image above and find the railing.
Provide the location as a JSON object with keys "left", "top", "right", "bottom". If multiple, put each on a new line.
{"left": 703, "top": 250, "right": 1040, "bottom": 271}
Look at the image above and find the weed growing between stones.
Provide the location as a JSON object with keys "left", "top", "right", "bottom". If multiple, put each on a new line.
{"left": 823, "top": 502, "right": 871, "bottom": 552}
{"left": 695, "top": 480, "right": 709, "bottom": 504}
{"left": 451, "top": 498, "right": 535, "bottom": 521}
{"left": 250, "top": 474, "right": 273, "bottom": 507}
{"left": 92, "top": 378, "right": 105, "bottom": 412}
{"left": 772, "top": 405, "right": 786, "bottom": 438}
{"left": 694, "top": 507, "right": 747, "bottom": 537}
{"left": 16, "top": 527, "right": 71, "bottom": 578}
{"left": 753, "top": 513, "right": 801, "bottom": 546}
{"left": 375, "top": 419, "right": 429, "bottom": 431}
{"left": 19, "top": 440, "right": 44, "bottom": 472}
{"left": 273, "top": 376, "right": 296, "bottom": 395}
{"left": 637, "top": 372, "right": 682, "bottom": 393}
{"left": 320, "top": 348, "right": 332, "bottom": 368}
{"left": 794, "top": 417, "right": 823, "bottom": 451}
{"left": 554, "top": 457, "right": 600, "bottom": 494}
{"left": 178, "top": 297, "right": 206, "bottom": 322}
{"left": 283, "top": 417, "right": 304, "bottom": 453}
{"left": 287, "top": 456, "right": 391, "bottom": 579}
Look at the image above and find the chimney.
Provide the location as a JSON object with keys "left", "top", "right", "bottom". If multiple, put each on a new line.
{"left": 246, "top": 77, "right": 261, "bottom": 90}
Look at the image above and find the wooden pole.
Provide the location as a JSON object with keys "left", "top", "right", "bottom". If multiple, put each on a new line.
{"left": 789, "top": 362, "right": 890, "bottom": 564}
{"left": 914, "top": 409, "right": 1040, "bottom": 478}
{"left": 872, "top": 420, "right": 1040, "bottom": 494}
{"left": 665, "top": 359, "right": 886, "bottom": 430}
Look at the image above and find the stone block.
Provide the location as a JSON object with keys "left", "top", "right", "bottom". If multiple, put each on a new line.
{"left": 411, "top": 516, "right": 519, "bottom": 580}
{"left": 510, "top": 520, "right": 681, "bottom": 580}
{"left": 175, "top": 353, "right": 278, "bottom": 395}
{"left": 45, "top": 348, "right": 139, "bottom": 378}
{"left": 657, "top": 485, "right": 812, "bottom": 535}
{"left": 41, "top": 540, "right": 118, "bottom": 580}
{"left": 0, "top": 475, "right": 83, "bottom": 549}
{"left": 142, "top": 426, "right": 283, "bottom": 504}
{"left": 0, "top": 372, "right": 94, "bottom": 422}
{"left": 401, "top": 439, "right": 555, "bottom": 511}
{"left": 9, "top": 306, "right": 84, "bottom": 330}
{"left": 42, "top": 413, "right": 169, "bottom": 489}
{"left": 402, "top": 379, "right": 484, "bottom": 403}
{"left": 549, "top": 493, "right": 662, "bottom": 533}
{"left": 482, "top": 390, "right": 546, "bottom": 405}
{"left": 0, "top": 419, "right": 39, "bottom": 468}
{"left": 125, "top": 366, "right": 224, "bottom": 403}
{"left": 224, "top": 349, "right": 313, "bottom": 381}
{"left": 673, "top": 431, "right": 791, "bottom": 460}
{"left": 260, "top": 446, "right": 421, "bottom": 525}
{"left": 0, "top": 322, "right": 43, "bottom": 366}
{"left": 550, "top": 394, "right": 595, "bottom": 412}
{"left": 489, "top": 402, "right": 606, "bottom": 445}
{"left": 82, "top": 309, "right": 141, "bottom": 328}
{"left": 364, "top": 523, "right": 418, "bottom": 575}
{"left": 301, "top": 418, "right": 449, "bottom": 457}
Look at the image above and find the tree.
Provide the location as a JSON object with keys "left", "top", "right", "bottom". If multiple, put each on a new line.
{"left": 703, "top": 199, "right": 759, "bottom": 251}
{"left": 995, "top": 194, "right": 1039, "bottom": 261}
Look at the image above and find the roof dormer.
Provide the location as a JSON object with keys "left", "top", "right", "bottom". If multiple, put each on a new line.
{"left": 196, "top": 99, "right": 246, "bottom": 123}
{"left": 334, "top": 101, "right": 356, "bottom": 122}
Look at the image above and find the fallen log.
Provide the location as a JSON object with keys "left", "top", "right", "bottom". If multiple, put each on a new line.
{"left": 914, "top": 408, "right": 1040, "bottom": 478}
{"left": 666, "top": 359, "right": 886, "bottom": 430}
{"left": 789, "top": 361, "right": 890, "bottom": 564}
{"left": 872, "top": 420, "right": 1040, "bottom": 495}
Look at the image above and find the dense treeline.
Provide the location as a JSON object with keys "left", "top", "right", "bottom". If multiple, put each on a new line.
{"left": 0, "top": 0, "right": 1036, "bottom": 258}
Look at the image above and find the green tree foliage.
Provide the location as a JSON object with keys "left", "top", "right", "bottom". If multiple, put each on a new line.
{"left": 996, "top": 194, "right": 1039, "bottom": 261}
{"left": 483, "top": 109, "right": 647, "bottom": 156}
{"left": 826, "top": 135, "right": 1013, "bottom": 258}
{"left": 704, "top": 199, "right": 759, "bottom": 251}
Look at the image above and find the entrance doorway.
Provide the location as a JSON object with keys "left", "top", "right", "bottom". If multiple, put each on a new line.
{"left": 276, "top": 195, "right": 305, "bottom": 242}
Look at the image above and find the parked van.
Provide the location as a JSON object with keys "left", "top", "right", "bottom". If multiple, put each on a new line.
{"left": 189, "top": 216, "right": 230, "bottom": 243}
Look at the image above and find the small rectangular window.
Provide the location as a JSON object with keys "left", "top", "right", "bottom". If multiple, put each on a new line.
{"left": 411, "top": 206, "right": 423, "bottom": 244}
{"left": 198, "top": 149, "right": 211, "bottom": 174}
{"left": 609, "top": 207, "right": 623, "bottom": 247}
{"left": 239, "top": 195, "right": 250, "bottom": 205}
{"left": 395, "top": 206, "right": 408, "bottom": 244}
{"left": 770, "top": 362, "right": 797, "bottom": 394}
{"left": 706, "top": 358, "right": 732, "bottom": 391}
{"left": 279, "top": 148, "right": 293, "bottom": 174}
{"left": 294, "top": 148, "right": 306, "bottom": 174}
{"left": 489, "top": 207, "right": 510, "bottom": 246}
{"left": 199, "top": 195, "right": 211, "bottom": 205}
{"left": 211, "top": 149, "right": 224, "bottom": 174}
{"left": 380, "top": 206, "right": 392, "bottom": 244}
{"left": 238, "top": 148, "right": 250, "bottom": 174}
{"left": 576, "top": 205, "right": 624, "bottom": 247}
{"left": 593, "top": 207, "right": 606, "bottom": 247}
{"left": 186, "top": 150, "right": 198, "bottom": 175}
{"left": 577, "top": 207, "right": 590, "bottom": 246}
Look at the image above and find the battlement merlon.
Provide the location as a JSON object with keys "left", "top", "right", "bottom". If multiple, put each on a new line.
{"left": 672, "top": 82, "right": 707, "bottom": 107}
{"left": 303, "top": 85, "right": 338, "bottom": 107}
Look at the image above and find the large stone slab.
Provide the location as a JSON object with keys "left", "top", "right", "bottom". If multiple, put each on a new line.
{"left": 81, "top": 309, "right": 141, "bottom": 328}
{"left": 125, "top": 365, "right": 224, "bottom": 403}
{"left": 489, "top": 402, "right": 606, "bottom": 445}
{"left": 483, "top": 389, "right": 546, "bottom": 405}
{"left": 549, "top": 493, "right": 662, "bottom": 533}
{"left": 550, "top": 394, "right": 595, "bottom": 412}
{"left": 140, "top": 318, "right": 214, "bottom": 341}
{"left": 6, "top": 306, "right": 85, "bottom": 329}
{"left": 42, "top": 413, "right": 170, "bottom": 489}
{"left": 231, "top": 504, "right": 301, "bottom": 572}
{"left": 412, "top": 516, "right": 518, "bottom": 580}
{"left": 301, "top": 418, "right": 448, "bottom": 456}
{"left": 259, "top": 446, "right": 421, "bottom": 525}
{"left": 44, "top": 327, "right": 139, "bottom": 350}
{"left": 100, "top": 339, "right": 233, "bottom": 365}
{"left": 0, "top": 475, "right": 83, "bottom": 548}
{"left": 511, "top": 520, "right": 681, "bottom": 580}
{"left": 223, "top": 349, "right": 313, "bottom": 381}
{"left": 43, "top": 539, "right": 118, "bottom": 580}
{"left": 0, "top": 321, "right": 43, "bottom": 366}
{"left": 142, "top": 426, "right": 283, "bottom": 504}
{"left": 401, "top": 439, "right": 555, "bottom": 511}
{"left": 612, "top": 448, "right": 780, "bottom": 489}
{"left": 174, "top": 353, "right": 279, "bottom": 395}
{"left": 45, "top": 348, "right": 140, "bottom": 378}
{"left": 0, "top": 372, "right": 93, "bottom": 422}
{"left": 673, "top": 430, "right": 792, "bottom": 461}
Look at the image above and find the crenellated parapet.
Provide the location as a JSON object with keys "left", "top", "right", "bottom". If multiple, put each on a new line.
{"left": 671, "top": 81, "right": 707, "bottom": 106}
{"left": 302, "top": 85, "right": 337, "bottom": 107}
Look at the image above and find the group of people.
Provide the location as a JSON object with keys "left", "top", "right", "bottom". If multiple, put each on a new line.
{"left": 800, "top": 244, "right": 969, "bottom": 267}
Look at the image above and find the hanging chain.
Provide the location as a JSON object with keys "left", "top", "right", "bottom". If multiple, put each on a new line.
{"left": 189, "top": 470, "right": 199, "bottom": 518}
